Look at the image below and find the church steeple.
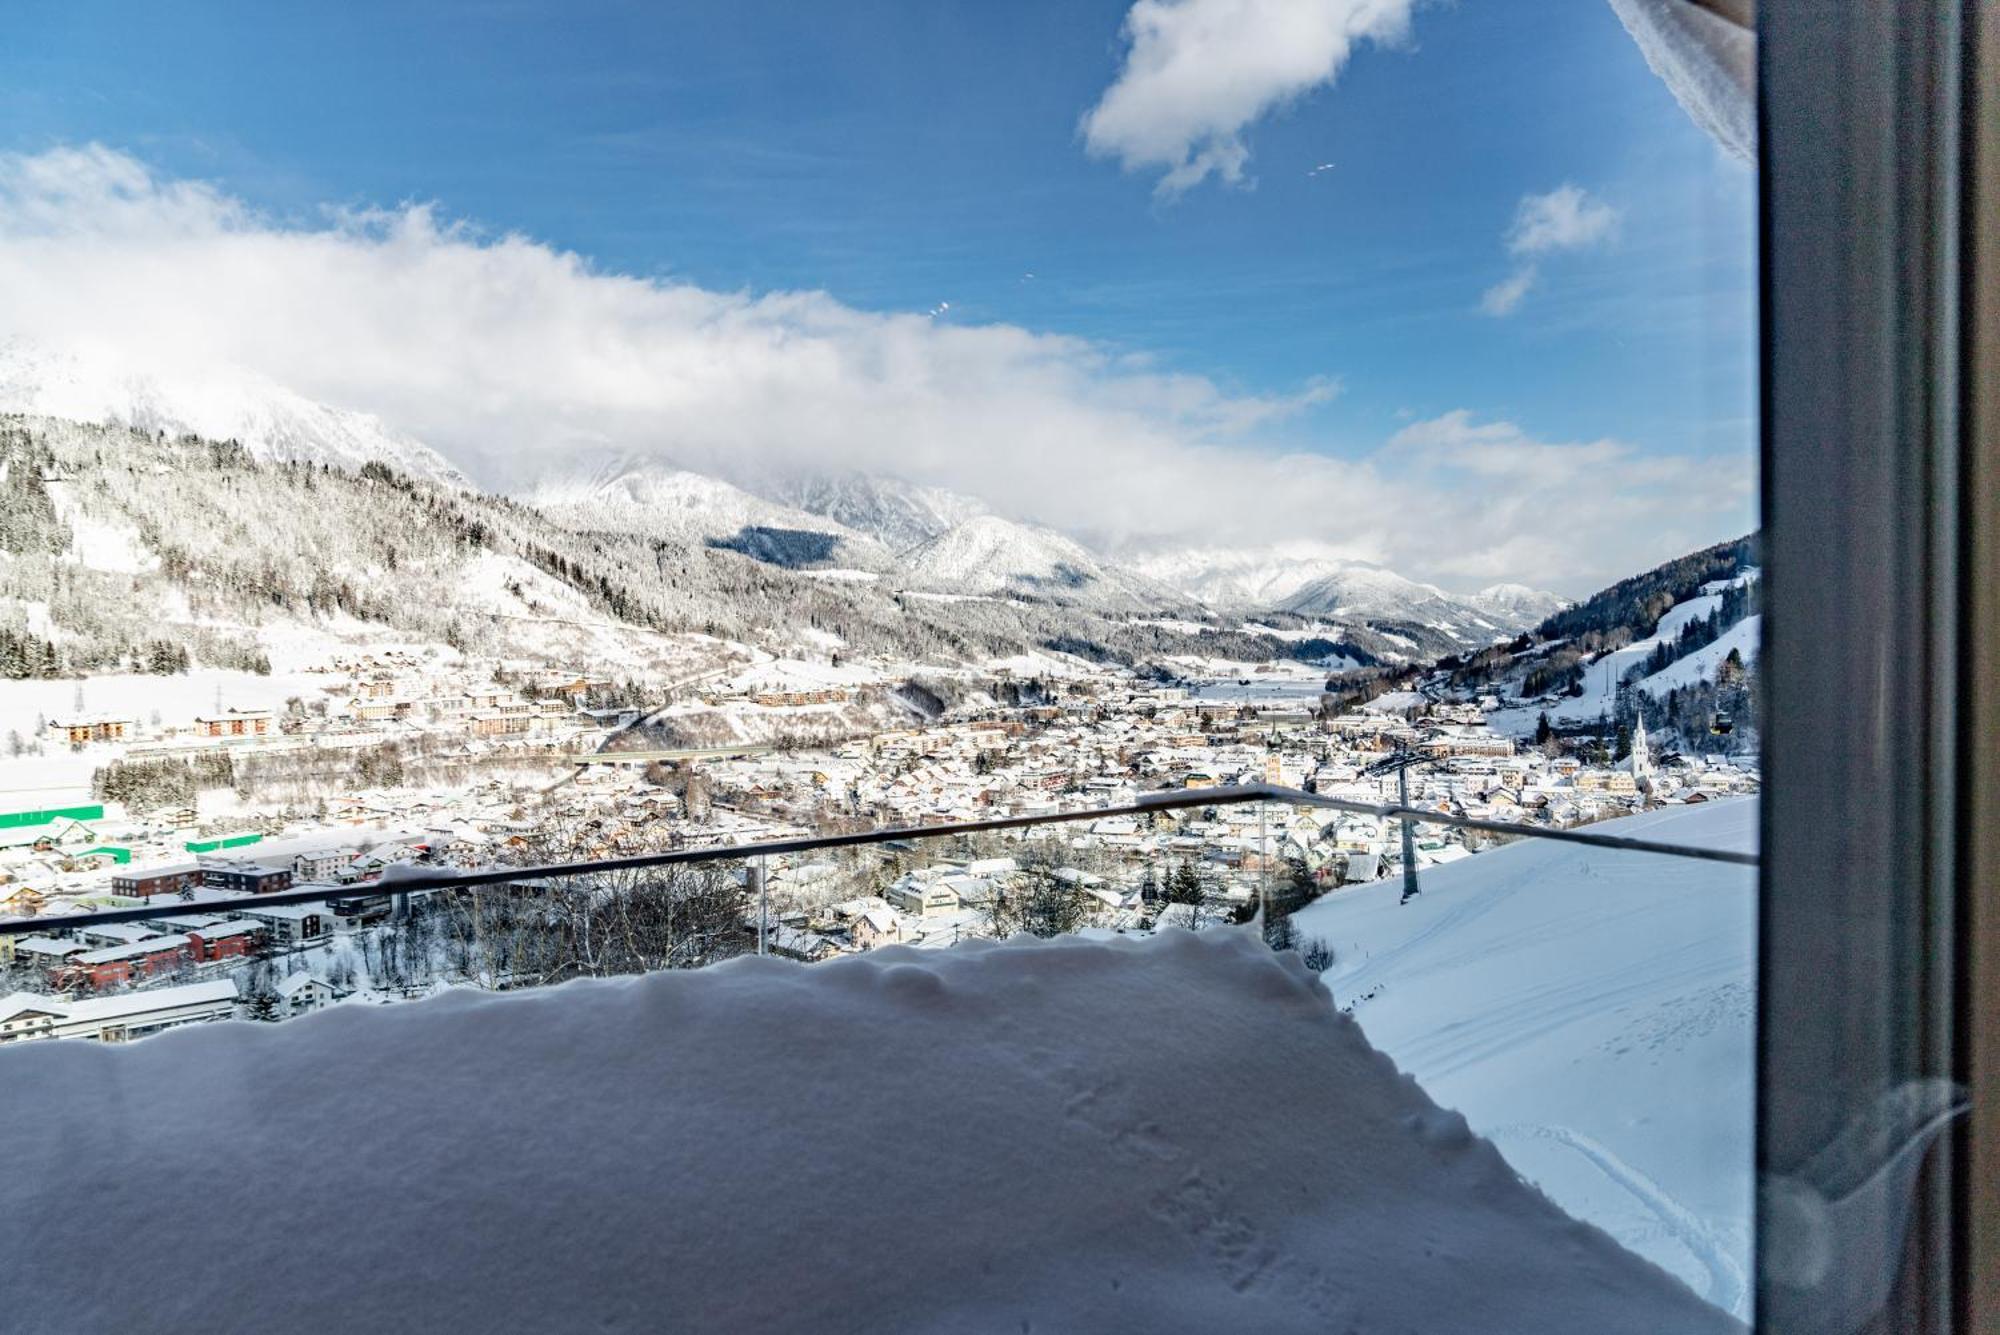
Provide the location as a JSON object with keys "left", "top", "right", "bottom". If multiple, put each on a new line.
{"left": 1630, "top": 710, "right": 1653, "bottom": 780}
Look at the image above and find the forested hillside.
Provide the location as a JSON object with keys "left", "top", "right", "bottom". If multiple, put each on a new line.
{"left": 0, "top": 416, "right": 1411, "bottom": 679}
{"left": 1533, "top": 534, "right": 1758, "bottom": 644}
{"left": 1438, "top": 534, "right": 1762, "bottom": 754}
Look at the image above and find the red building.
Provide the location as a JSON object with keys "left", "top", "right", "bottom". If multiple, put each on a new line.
{"left": 186, "top": 922, "right": 267, "bottom": 963}
{"left": 57, "top": 936, "right": 193, "bottom": 991}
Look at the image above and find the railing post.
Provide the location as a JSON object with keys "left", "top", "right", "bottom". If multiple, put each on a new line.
{"left": 754, "top": 855, "right": 768, "bottom": 957}
{"left": 1398, "top": 763, "right": 1419, "bottom": 904}
{"left": 1258, "top": 800, "right": 1270, "bottom": 923}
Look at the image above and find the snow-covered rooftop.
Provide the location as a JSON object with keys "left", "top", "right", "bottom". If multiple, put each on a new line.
{"left": 0, "top": 929, "right": 1735, "bottom": 1332}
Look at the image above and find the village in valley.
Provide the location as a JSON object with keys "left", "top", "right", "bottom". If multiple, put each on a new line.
{"left": 0, "top": 635, "right": 1757, "bottom": 1044}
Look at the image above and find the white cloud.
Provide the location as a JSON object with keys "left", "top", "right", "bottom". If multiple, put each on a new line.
{"left": 1481, "top": 185, "right": 1618, "bottom": 317}
{"left": 1380, "top": 410, "right": 1750, "bottom": 585}
{"left": 1479, "top": 266, "right": 1538, "bottom": 317}
{"left": 1506, "top": 184, "right": 1619, "bottom": 256}
{"left": 0, "top": 146, "right": 1748, "bottom": 595}
{"left": 1080, "top": 0, "right": 1416, "bottom": 196}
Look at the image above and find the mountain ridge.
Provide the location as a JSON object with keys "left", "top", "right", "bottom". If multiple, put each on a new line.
{"left": 0, "top": 344, "right": 1573, "bottom": 653}
{"left": 1135, "top": 546, "right": 1564, "bottom": 635}
{"left": 0, "top": 340, "right": 468, "bottom": 489}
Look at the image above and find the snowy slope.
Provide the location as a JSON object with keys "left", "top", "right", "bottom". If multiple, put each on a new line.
{"left": 1637, "top": 614, "right": 1761, "bottom": 695}
{"left": 43, "top": 478, "right": 156, "bottom": 575}
{"left": 901, "top": 514, "right": 1189, "bottom": 612}
{"left": 0, "top": 929, "right": 1736, "bottom": 1334}
{"left": 1293, "top": 799, "right": 1758, "bottom": 1317}
{"left": 0, "top": 340, "right": 467, "bottom": 487}
{"left": 528, "top": 459, "right": 894, "bottom": 569}
{"left": 1491, "top": 571, "right": 1759, "bottom": 735}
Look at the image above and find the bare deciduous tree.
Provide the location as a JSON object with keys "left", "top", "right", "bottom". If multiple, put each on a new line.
{"left": 988, "top": 868, "right": 1087, "bottom": 940}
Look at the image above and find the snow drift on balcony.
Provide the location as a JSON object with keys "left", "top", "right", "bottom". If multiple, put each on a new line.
{"left": 0, "top": 929, "right": 1737, "bottom": 1334}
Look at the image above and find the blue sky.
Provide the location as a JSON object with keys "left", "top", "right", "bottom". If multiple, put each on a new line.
{"left": 0, "top": 0, "right": 1756, "bottom": 592}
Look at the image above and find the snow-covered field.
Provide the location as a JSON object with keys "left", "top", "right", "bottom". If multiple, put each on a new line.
{"left": 981, "top": 647, "right": 1104, "bottom": 679}
{"left": 0, "top": 668, "right": 330, "bottom": 730}
{"left": 721, "top": 655, "right": 884, "bottom": 694}
{"left": 901, "top": 588, "right": 1006, "bottom": 605}
{"left": 0, "top": 929, "right": 1736, "bottom": 1333}
{"left": 1187, "top": 672, "right": 1330, "bottom": 703}
{"left": 0, "top": 752, "right": 99, "bottom": 806}
{"left": 1294, "top": 799, "right": 1757, "bottom": 1317}
{"left": 1240, "top": 619, "right": 1349, "bottom": 643}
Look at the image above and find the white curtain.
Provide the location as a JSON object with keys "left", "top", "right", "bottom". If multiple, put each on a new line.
{"left": 1608, "top": 0, "right": 1756, "bottom": 163}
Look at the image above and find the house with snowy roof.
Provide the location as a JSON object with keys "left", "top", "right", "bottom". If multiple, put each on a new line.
{"left": 849, "top": 907, "right": 908, "bottom": 951}
{"left": 767, "top": 924, "right": 842, "bottom": 963}
{"left": 275, "top": 972, "right": 340, "bottom": 1016}
{"left": 885, "top": 876, "right": 961, "bottom": 917}
{"left": 0, "top": 978, "right": 237, "bottom": 1044}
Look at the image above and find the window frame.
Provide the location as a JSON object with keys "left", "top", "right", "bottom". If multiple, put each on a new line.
{"left": 1757, "top": 1, "right": 1999, "bottom": 1327}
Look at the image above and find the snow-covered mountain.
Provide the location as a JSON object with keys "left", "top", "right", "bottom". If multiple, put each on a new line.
{"left": 0, "top": 340, "right": 467, "bottom": 487}
{"left": 527, "top": 460, "right": 1195, "bottom": 608}
{"left": 528, "top": 460, "right": 894, "bottom": 570}
{"left": 1134, "top": 546, "right": 1561, "bottom": 639}
{"left": 1278, "top": 564, "right": 1490, "bottom": 629}
{"left": 760, "top": 472, "right": 988, "bottom": 553}
{"left": 900, "top": 515, "right": 1192, "bottom": 612}
{"left": 536, "top": 465, "right": 1201, "bottom": 607}
{"left": 538, "top": 460, "right": 1198, "bottom": 613}
{"left": 4, "top": 414, "right": 1247, "bottom": 678}
{"left": 1130, "top": 548, "right": 1367, "bottom": 610}
{"left": 1466, "top": 582, "right": 1569, "bottom": 628}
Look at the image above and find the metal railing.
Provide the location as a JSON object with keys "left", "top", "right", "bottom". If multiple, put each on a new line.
{"left": 0, "top": 782, "right": 1756, "bottom": 939}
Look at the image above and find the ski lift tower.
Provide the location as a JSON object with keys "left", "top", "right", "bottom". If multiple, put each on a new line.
{"left": 1362, "top": 748, "right": 1432, "bottom": 904}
